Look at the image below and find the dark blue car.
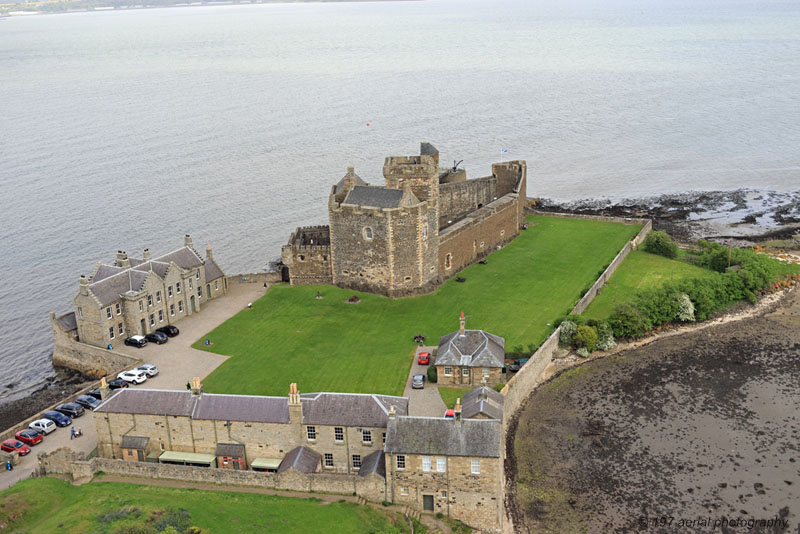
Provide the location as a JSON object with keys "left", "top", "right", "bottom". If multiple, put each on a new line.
{"left": 43, "top": 411, "right": 71, "bottom": 427}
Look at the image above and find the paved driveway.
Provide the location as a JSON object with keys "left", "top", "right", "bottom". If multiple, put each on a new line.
{"left": 404, "top": 346, "right": 446, "bottom": 417}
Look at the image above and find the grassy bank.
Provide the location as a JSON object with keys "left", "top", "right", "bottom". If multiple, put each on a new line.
{"left": 0, "top": 478, "right": 403, "bottom": 533}
{"left": 195, "top": 216, "right": 641, "bottom": 397}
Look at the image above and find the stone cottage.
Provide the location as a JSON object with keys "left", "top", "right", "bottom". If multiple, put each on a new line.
{"left": 434, "top": 313, "right": 505, "bottom": 387}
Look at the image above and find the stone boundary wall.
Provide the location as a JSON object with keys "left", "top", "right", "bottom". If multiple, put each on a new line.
{"left": 40, "top": 449, "right": 386, "bottom": 503}
{"left": 225, "top": 272, "right": 282, "bottom": 286}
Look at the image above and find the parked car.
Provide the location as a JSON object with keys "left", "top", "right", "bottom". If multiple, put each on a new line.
{"left": 43, "top": 411, "right": 71, "bottom": 427}
{"left": 411, "top": 374, "right": 425, "bottom": 389}
{"left": 144, "top": 332, "right": 168, "bottom": 344}
{"left": 1, "top": 439, "right": 31, "bottom": 456}
{"left": 417, "top": 352, "right": 430, "bottom": 365}
{"left": 156, "top": 325, "right": 180, "bottom": 337}
{"left": 124, "top": 335, "right": 148, "bottom": 348}
{"left": 506, "top": 362, "right": 520, "bottom": 373}
{"left": 15, "top": 429, "right": 43, "bottom": 446}
{"left": 118, "top": 370, "right": 148, "bottom": 384}
{"left": 75, "top": 394, "right": 102, "bottom": 410}
{"left": 55, "top": 402, "right": 85, "bottom": 418}
{"left": 134, "top": 364, "right": 159, "bottom": 378}
{"left": 29, "top": 418, "right": 56, "bottom": 435}
{"left": 86, "top": 388, "right": 102, "bottom": 400}
{"left": 107, "top": 378, "right": 129, "bottom": 390}
{"left": 443, "top": 409, "right": 455, "bottom": 420}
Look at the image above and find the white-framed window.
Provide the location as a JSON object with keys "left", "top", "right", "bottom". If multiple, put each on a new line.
{"left": 441, "top": 490, "right": 447, "bottom": 498}
{"left": 176, "top": 282, "right": 181, "bottom": 293}
{"left": 482, "top": 367, "right": 490, "bottom": 379}
{"left": 462, "top": 368, "right": 470, "bottom": 377}
{"left": 445, "top": 253, "right": 452, "bottom": 270}
{"left": 118, "top": 323, "right": 124, "bottom": 335}
{"left": 196, "top": 271, "right": 200, "bottom": 280}
{"left": 471, "top": 459, "right": 480, "bottom": 475}
{"left": 400, "top": 487, "right": 409, "bottom": 496}
{"left": 108, "top": 326, "right": 114, "bottom": 339}
{"left": 422, "top": 456, "right": 431, "bottom": 472}
{"left": 115, "top": 303, "right": 121, "bottom": 315}
{"left": 436, "top": 457, "right": 446, "bottom": 473}
{"left": 178, "top": 301, "right": 184, "bottom": 313}
{"left": 149, "top": 314, "right": 155, "bottom": 327}
{"left": 197, "top": 288, "right": 202, "bottom": 298}
{"left": 363, "top": 227, "right": 373, "bottom": 240}
{"left": 324, "top": 453, "right": 333, "bottom": 468}
{"left": 334, "top": 427, "right": 344, "bottom": 442}
{"left": 158, "top": 310, "right": 164, "bottom": 322}
{"left": 352, "top": 455, "right": 361, "bottom": 469}
{"left": 106, "top": 307, "right": 112, "bottom": 319}
{"left": 170, "top": 304, "right": 175, "bottom": 316}
{"left": 444, "top": 366, "right": 452, "bottom": 376}
{"left": 189, "top": 279, "right": 193, "bottom": 290}
{"left": 214, "top": 280, "right": 219, "bottom": 290}
{"left": 77, "top": 307, "right": 83, "bottom": 318}
{"left": 168, "top": 285, "right": 173, "bottom": 297}
{"left": 306, "top": 426, "right": 317, "bottom": 440}
{"left": 156, "top": 291, "right": 161, "bottom": 303}
{"left": 396, "top": 455, "right": 405, "bottom": 470}
{"left": 147, "top": 295, "right": 153, "bottom": 307}
{"left": 362, "top": 430, "right": 372, "bottom": 444}
{"left": 138, "top": 301, "right": 143, "bottom": 312}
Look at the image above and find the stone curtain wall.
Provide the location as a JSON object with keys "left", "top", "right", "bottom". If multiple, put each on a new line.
{"left": 281, "top": 244, "right": 332, "bottom": 285}
{"left": 438, "top": 176, "right": 496, "bottom": 229}
{"left": 224, "top": 272, "right": 282, "bottom": 286}
{"left": 51, "top": 312, "right": 140, "bottom": 375}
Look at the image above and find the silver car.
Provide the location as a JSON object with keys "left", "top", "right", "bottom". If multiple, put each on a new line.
{"left": 134, "top": 364, "right": 159, "bottom": 378}
{"left": 29, "top": 418, "right": 56, "bottom": 435}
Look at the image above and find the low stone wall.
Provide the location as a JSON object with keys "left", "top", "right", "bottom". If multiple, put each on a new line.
{"left": 51, "top": 313, "right": 140, "bottom": 376}
{"left": 225, "top": 272, "right": 282, "bottom": 286}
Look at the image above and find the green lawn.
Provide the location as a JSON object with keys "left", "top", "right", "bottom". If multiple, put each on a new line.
{"left": 196, "top": 216, "right": 641, "bottom": 397}
{"left": 438, "top": 387, "right": 470, "bottom": 410}
{"left": 581, "top": 250, "right": 719, "bottom": 320}
{"left": 0, "top": 478, "right": 402, "bottom": 534}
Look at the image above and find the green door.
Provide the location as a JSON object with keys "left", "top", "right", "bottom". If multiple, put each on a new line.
{"left": 423, "top": 495, "right": 434, "bottom": 511}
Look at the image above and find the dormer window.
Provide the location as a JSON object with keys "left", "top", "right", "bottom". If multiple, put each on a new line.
{"left": 363, "top": 227, "right": 373, "bottom": 241}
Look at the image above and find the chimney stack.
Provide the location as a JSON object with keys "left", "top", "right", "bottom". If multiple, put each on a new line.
{"left": 142, "top": 248, "right": 152, "bottom": 261}
{"left": 99, "top": 376, "right": 110, "bottom": 400}
{"left": 115, "top": 251, "right": 131, "bottom": 269}
{"left": 206, "top": 244, "right": 213, "bottom": 261}
{"left": 454, "top": 398, "right": 462, "bottom": 425}
{"left": 343, "top": 167, "right": 357, "bottom": 190}
{"left": 288, "top": 382, "right": 303, "bottom": 425}
{"left": 79, "top": 275, "right": 89, "bottom": 296}
{"left": 185, "top": 234, "right": 193, "bottom": 248}
{"left": 389, "top": 405, "right": 396, "bottom": 419}
{"left": 459, "top": 312, "right": 465, "bottom": 336}
{"left": 190, "top": 377, "right": 202, "bottom": 397}
{"left": 480, "top": 379, "right": 488, "bottom": 400}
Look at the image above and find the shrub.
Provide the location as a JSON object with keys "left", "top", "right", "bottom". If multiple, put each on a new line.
{"left": 559, "top": 320, "right": 577, "bottom": 346}
{"left": 676, "top": 293, "right": 695, "bottom": 322}
{"left": 643, "top": 230, "right": 679, "bottom": 259}
{"left": 576, "top": 347, "right": 590, "bottom": 358}
{"left": 595, "top": 321, "right": 616, "bottom": 351}
{"left": 153, "top": 509, "right": 191, "bottom": 533}
{"left": 493, "top": 383, "right": 505, "bottom": 392}
{"left": 608, "top": 303, "right": 651, "bottom": 338}
{"left": 573, "top": 325, "right": 598, "bottom": 352}
{"left": 98, "top": 507, "right": 141, "bottom": 524}
{"left": 426, "top": 365, "right": 437, "bottom": 384}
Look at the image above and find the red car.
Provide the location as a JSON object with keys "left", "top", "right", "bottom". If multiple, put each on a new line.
{"left": 417, "top": 352, "right": 430, "bottom": 365}
{"left": 15, "top": 429, "right": 43, "bottom": 446}
{"left": 1, "top": 439, "right": 31, "bottom": 456}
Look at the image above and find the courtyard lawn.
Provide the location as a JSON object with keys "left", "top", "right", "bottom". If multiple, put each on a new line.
{"left": 196, "top": 216, "right": 641, "bottom": 397}
{"left": 438, "top": 387, "right": 470, "bottom": 409}
{"left": 0, "top": 478, "right": 402, "bottom": 534}
{"left": 581, "top": 250, "right": 720, "bottom": 321}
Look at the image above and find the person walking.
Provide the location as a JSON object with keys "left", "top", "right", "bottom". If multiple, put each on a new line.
{"left": 70, "top": 427, "right": 76, "bottom": 440}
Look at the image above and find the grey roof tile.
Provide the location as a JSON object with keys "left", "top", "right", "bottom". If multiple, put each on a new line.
{"left": 420, "top": 142, "right": 438, "bottom": 156}
{"left": 121, "top": 436, "right": 150, "bottom": 450}
{"left": 96, "top": 389, "right": 197, "bottom": 417}
{"left": 215, "top": 443, "right": 245, "bottom": 458}
{"left": 204, "top": 258, "right": 225, "bottom": 281}
{"left": 278, "top": 446, "right": 320, "bottom": 474}
{"left": 358, "top": 450, "right": 386, "bottom": 478}
{"left": 56, "top": 312, "right": 77, "bottom": 332}
{"left": 154, "top": 247, "right": 204, "bottom": 270}
{"left": 384, "top": 417, "right": 501, "bottom": 458}
{"left": 133, "top": 261, "right": 170, "bottom": 279}
{"left": 89, "top": 269, "right": 148, "bottom": 306}
{"left": 301, "top": 393, "right": 408, "bottom": 428}
{"left": 435, "top": 330, "right": 505, "bottom": 368}
{"left": 92, "top": 264, "right": 123, "bottom": 283}
{"left": 344, "top": 186, "right": 405, "bottom": 209}
{"left": 335, "top": 171, "right": 367, "bottom": 193}
{"left": 193, "top": 394, "right": 290, "bottom": 424}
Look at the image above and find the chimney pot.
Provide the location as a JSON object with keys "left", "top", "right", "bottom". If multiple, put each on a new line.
{"left": 454, "top": 398, "right": 462, "bottom": 424}
{"left": 389, "top": 405, "right": 396, "bottom": 418}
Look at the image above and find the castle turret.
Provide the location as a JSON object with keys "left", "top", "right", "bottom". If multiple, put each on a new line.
{"left": 383, "top": 142, "right": 440, "bottom": 202}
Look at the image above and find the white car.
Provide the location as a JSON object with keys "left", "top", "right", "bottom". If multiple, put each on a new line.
{"left": 29, "top": 418, "right": 56, "bottom": 435}
{"left": 134, "top": 364, "right": 159, "bottom": 378}
{"left": 117, "top": 370, "right": 148, "bottom": 384}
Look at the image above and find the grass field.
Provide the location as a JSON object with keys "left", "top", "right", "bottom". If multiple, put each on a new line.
{"left": 0, "top": 478, "right": 402, "bottom": 534}
{"left": 581, "top": 250, "right": 720, "bottom": 320}
{"left": 195, "top": 216, "right": 641, "bottom": 397}
{"left": 438, "top": 387, "right": 469, "bottom": 410}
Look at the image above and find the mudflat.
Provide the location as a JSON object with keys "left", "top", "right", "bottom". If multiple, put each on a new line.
{"left": 506, "top": 288, "right": 800, "bottom": 533}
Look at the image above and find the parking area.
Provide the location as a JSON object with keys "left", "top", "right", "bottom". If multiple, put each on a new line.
{"left": 403, "top": 346, "right": 446, "bottom": 417}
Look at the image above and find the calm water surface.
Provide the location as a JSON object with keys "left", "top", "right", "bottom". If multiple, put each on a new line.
{"left": 1, "top": 0, "right": 799, "bottom": 401}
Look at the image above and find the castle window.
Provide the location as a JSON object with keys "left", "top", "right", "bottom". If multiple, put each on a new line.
{"left": 106, "top": 307, "right": 112, "bottom": 319}
{"left": 170, "top": 304, "right": 175, "bottom": 316}
{"left": 214, "top": 280, "right": 219, "bottom": 290}
{"left": 168, "top": 286, "right": 173, "bottom": 298}
{"left": 363, "top": 227, "right": 373, "bottom": 241}
{"left": 396, "top": 455, "right": 406, "bottom": 470}
{"left": 156, "top": 291, "right": 161, "bottom": 303}
{"left": 176, "top": 282, "right": 181, "bottom": 294}
{"left": 115, "top": 303, "right": 121, "bottom": 315}
{"left": 471, "top": 459, "right": 481, "bottom": 475}
{"left": 436, "top": 457, "right": 446, "bottom": 472}
{"left": 139, "top": 301, "right": 143, "bottom": 312}
{"left": 306, "top": 426, "right": 317, "bottom": 441}
{"left": 178, "top": 301, "right": 184, "bottom": 313}
{"left": 189, "top": 279, "right": 193, "bottom": 290}
{"left": 108, "top": 326, "right": 114, "bottom": 339}
{"left": 196, "top": 271, "right": 200, "bottom": 280}
{"left": 473, "top": 240, "right": 477, "bottom": 251}
{"left": 352, "top": 455, "right": 361, "bottom": 469}
{"left": 382, "top": 432, "right": 386, "bottom": 444}
{"left": 422, "top": 456, "right": 431, "bottom": 472}
{"left": 299, "top": 255, "right": 305, "bottom": 262}
{"left": 445, "top": 254, "right": 452, "bottom": 270}
{"left": 444, "top": 367, "right": 452, "bottom": 376}
{"left": 500, "top": 229, "right": 505, "bottom": 236}
{"left": 480, "top": 241, "right": 485, "bottom": 248}
{"left": 404, "top": 276, "right": 412, "bottom": 282}
{"left": 77, "top": 307, "right": 83, "bottom": 318}
{"left": 324, "top": 453, "right": 334, "bottom": 468}
{"left": 197, "top": 288, "right": 202, "bottom": 298}
{"left": 147, "top": 295, "right": 153, "bottom": 307}
{"left": 362, "top": 430, "right": 372, "bottom": 444}
{"left": 423, "top": 223, "right": 428, "bottom": 239}
{"left": 322, "top": 255, "right": 327, "bottom": 261}
{"left": 334, "top": 427, "right": 344, "bottom": 442}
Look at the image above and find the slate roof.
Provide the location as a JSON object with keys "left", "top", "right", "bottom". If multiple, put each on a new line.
{"left": 133, "top": 261, "right": 170, "bottom": 279}
{"left": 204, "top": 258, "right": 225, "bottom": 281}
{"left": 92, "top": 264, "right": 123, "bottom": 283}
{"left": 344, "top": 186, "right": 405, "bottom": 209}
{"left": 56, "top": 312, "right": 77, "bottom": 332}
{"left": 461, "top": 387, "right": 504, "bottom": 420}
{"left": 96, "top": 389, "right": 197, "bottom": 417}
{"left": 121, "top": 436, "right": 150, "bottom": 450}
{"left": 435, "top": 330, "right": 505, "bottom": 368}
{"left": 215, "top": 443, "right": 245, "bottom": 458}
{"left": 358, "top": 450, "right": 386, "bottom": 478}
{"left": 334, "top": 170, "right": 367, "bottom": 193}
{"left": 420, "top": 142, "right": 439, "bottom": 156}
{"left": 301, "top": 393, "right": 408, "bottom": 428}
{"left": 384, "top": 417, "right": 501, "bottom": 458}
{"left": 278, "top": 446, "right": 320, "bottom": 474}
{"left": 193, "top": 394, "right": 289, "bottom": 424}
{"left": 89, "top": 269, "right": 148, "bottom": 306}
{"left": 154, "top": 246, "right": 204, "bottom": 269}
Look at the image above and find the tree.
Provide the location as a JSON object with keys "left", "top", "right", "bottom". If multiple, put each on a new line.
{"left": 608, "top": 303, "right": 651, "bottom": 338}
{"left": 574, "top": 325, "right": 598, "bottom": 352}
{"left": 643, "top": 231, "right": 679, "bottom": 259}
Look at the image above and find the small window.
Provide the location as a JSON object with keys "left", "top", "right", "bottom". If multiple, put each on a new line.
{"left": 147, "top": 295, "right": 153, "bottom": 307}
{"left": 400, "top": 487, "right": 409, "bottom": 496}
{"left": 382, "top": 432, "right": 386, "bottom": 444}
{"left": 436, "top": 457, "right": 446, "bottom": 472}
{"left": 118, "top": 323, "right": 124, "bottom": 335}
{"left": 362, "top": 430, "right": 372, "bottom": 444}
{"left": 441, "top": 490, "right": 447, "bottom": 498}
{"left": 298, "top": 255, "right": 305, "bottom": 262}
{"left": 196, "top": 271, "right": 200, "bottom": 280}
{"left": 500, "top": 229, "right": 505, "bottom": 236}
{"left": 334, "top": 427, "right": 344, "bottom": 442}
{"left": 423, "top": 224, "right": 428, "bottom": 239}
{"left": 322, "top": 255, "right": 327, "bottom": 261}
{"left": 115, "top": 303, "right": 121, "bottom": 315}
{"left": 189, "top": 279, "right": 193, "bottom": 290}
{"left": 404, "top": 276, "right": 412, "bottom": 282}
{"left": 197, "top": 288, "right": 202, "bottom": 298}
{"left": 422, "top": 456, "right": 431, "bottom": 472}
{"left": 138, "top": 301, "right": 143, "bottom": 312}
{"left": 324, "top": 453, "right": 334, "bottom": 468}
{"left": 156, "top": 291, "right": 161, "bottom": 303}
{"left": 214, "top": 280, "right": 219, "bottom": 290}
{"left": 483, "top": 367, "right": 490, "bottom": 378}
{"left": 307, "top": 426, "right": 317, "bottom": 440}
{"left": 176, "top": 282, "right": 181, "bottom": 293}
{"left": 480, "top": 241, "right": 485, "bottom": 248}
{"left": 178, "top": 301, "right": 184, "bottom": 313}
{"left": 352, "top": 455, "right": 361, "bottom": 469}
{"left": 149, "top": 314, "right": 155, "bottom": 327}
{"left": 471, "top": 459, "right": 480, "bottom": 475}
{"left": 168, "top": 286, "right": 173, "bottom": 297}
{"left": 444, "top": 366, "right": 452, "bottom": 376}
{"left": 170, "top": 304, "right": 175, "bottom": 316}
{"left": 106, "top": 307, "right": 112, "bottom": 319}
{"left": 158, "top": 310, "right": 164, "bottom": 322}
{"left": 108, "top": 326, "right": 114, "bottom": 339}
{"left": 396, "top": 455, "right": 405, "bottom": 470}
{"left": 363, "top": 227, "right": 373, "bottom": 240}
{"left": 445, "top": 253, "right": 452, "bottom": 270}
{"left": 462, "top": 368, "right": 470, "bottom": 377}
{"left": 127, "top": 449, "right": 133, "bottom": 457}
{"left": 77, "top": 307, "right": 83, "bottom": 318}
